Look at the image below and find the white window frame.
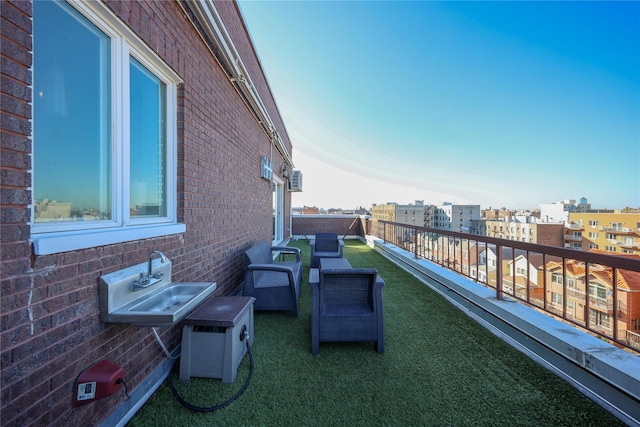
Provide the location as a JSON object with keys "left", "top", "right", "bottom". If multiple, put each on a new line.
{"left": 31, "top": 0, "right": 184, "bottom": 255}
{"left": 272, "top": 175, "right": 284, "bottom": 244}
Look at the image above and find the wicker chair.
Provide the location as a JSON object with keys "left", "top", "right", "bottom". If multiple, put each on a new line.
{"left": 243, "top": 240, "right": 302, "bottom": 316}
{"left": 310, "top": 232, "right": 344, "bottom": 268}
{"left": 311, "top": 268, "right": 384, "bottom": 354}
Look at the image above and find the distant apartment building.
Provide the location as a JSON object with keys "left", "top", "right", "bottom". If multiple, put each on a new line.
{"left": 427, "top": 203, "right": 481, "bottom": 232}
{"left": 540, "top": 197, "right": 592, "bottom": 223}
{"left": 371, "top": 202, "right": 426, "bottom": 226}
{"left": 371, "top": 201, "right": 480, "bottom": 234}
{"left": 481, "top": 218, "right": 564, "bottom": 246}
{"left": 482, "top": 208, "right": 512, "bottom": 220}
{"left": 567, "top": 212, "right": 640, "bottom": 255}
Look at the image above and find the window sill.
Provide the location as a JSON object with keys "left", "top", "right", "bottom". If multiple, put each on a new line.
{"left": 32, "top": 223, "right": 186, "bottom": 255}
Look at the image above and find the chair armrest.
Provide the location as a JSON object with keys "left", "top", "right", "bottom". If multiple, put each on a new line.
{"left": 271, "top": 246, "right": 301, "bottom": 262}
{"left": 247, "top": 264, "right": 297, "bottom": 294}
{"left": 248, "top": 263, "right": 294, "bottom": 275}
{"left": 375, "top": 276, "right": 385, "bottom": 289}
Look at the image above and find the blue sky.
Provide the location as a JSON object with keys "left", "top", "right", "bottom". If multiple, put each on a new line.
{"left": 238, "top": 1, "right": 639, "bottom": 210}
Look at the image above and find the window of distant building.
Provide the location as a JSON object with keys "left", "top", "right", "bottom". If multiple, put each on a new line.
{"left": 589, "top": 220, "right": 599, "bottom": 227}
{"left": 552, "top": 273, "right": 563, "bottom": 285}
{"left": 590, "top": 310, "right": 610, "bottom": 329}
{"left": 32, "top": 0, "right": 183, "bottom": 254}
{"left": 551, "top": 292, "right": 563, "bottom": 306}
{"left": 588, "top": 282, "right": 607, "bottom": 303}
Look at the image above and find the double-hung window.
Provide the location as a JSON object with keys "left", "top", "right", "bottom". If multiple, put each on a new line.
{"left": 32, "top": 0, "right": 184, "bottom": 254}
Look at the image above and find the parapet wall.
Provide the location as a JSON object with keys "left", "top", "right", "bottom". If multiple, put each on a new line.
{"left": 291, "top": 215, "right": 367, "bottom": 240}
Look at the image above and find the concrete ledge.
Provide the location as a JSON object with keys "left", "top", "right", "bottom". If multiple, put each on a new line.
{"left": 368, "top": 236, "right": 640, "bottom": 426}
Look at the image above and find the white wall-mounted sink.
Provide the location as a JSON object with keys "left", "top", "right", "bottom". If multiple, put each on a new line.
{"left": 99, "top": 257, "right": 216, "bottom": 327}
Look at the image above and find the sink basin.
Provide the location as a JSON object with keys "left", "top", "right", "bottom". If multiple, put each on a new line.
{"left": 99, "top": 258, "right": 217, "bottom": 327}
{"left": 107, "top": 282, "right": 217, "bottom": 327}
{"left": 129, "top": 284, "right": 208, "bottom": 313}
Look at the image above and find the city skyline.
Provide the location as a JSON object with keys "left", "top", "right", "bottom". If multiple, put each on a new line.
{"left": 238, "top": 1, "right": 640, "bottom": 211}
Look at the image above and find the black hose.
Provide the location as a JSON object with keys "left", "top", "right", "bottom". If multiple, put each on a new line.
{"left": 167, "top": 338, "right": 254, "bottom": 412}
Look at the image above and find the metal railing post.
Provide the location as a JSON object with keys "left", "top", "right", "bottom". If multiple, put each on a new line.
{"left": 496, "top": 244, "right": 503, "bottom": 300}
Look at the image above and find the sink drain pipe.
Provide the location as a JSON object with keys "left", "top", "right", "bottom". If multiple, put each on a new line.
{"left": 152, "top": 327, "right": 254, "bottom": 412}
{"left": 151, "top": 327, "right": 180, "bottom": 360}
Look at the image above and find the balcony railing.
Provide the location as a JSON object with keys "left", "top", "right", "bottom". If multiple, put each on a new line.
{"left": 371, "top": 219, "right": 640, "bottom": 352}
{"left": 603, "top": 226, "right": 634, "bottom": 234}
{"left": 564, "top": 234, "right": 582, "bottom": 241}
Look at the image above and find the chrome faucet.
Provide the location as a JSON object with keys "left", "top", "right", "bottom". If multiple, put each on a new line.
{"left": 134, "top": 251, "right": 167, "bottom": 291}
{"left": 148, "top": 251, "right": 167, "bottom": 278}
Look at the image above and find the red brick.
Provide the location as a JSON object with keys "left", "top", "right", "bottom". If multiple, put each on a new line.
{"left": 1, "top": 1, "right": 296, "bottom": 424}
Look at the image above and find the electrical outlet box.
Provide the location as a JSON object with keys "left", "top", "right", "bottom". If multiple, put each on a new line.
{"left": 74, "top": 359, "right": 124, "bottom": 406}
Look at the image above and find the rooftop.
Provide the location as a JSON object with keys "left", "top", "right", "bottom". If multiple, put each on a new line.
{"left": 126, "top": 240, "right": 628, "bottom": 426}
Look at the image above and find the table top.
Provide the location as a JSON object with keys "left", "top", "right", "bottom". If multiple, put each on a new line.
{"left": 320, "top": 258, "right": 352, "bottom": 270}
{"left": 183, "top": 296, "right": 255, "bottom": 327}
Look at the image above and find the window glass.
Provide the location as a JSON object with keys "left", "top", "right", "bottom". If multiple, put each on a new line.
{"left": 33, "top": 1, "right": 111, "bottom": 222}
{"left": 31, "top": 0, "right": 183, "bottom": 254}
{"left": 130, "top": 58, "right": 167, "bottom": 217}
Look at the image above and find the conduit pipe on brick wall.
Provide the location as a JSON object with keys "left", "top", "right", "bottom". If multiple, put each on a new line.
{"left": 185, "top": 0, "right": 294, "bottom": 169}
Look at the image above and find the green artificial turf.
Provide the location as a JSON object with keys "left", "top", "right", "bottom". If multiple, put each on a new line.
{"left": 128, "top": 240, "right": 624, "bottom": 426}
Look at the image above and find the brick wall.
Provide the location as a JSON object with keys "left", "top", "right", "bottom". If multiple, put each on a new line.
{"left": 0, "top": 1, "right": 291, "bottom": 425}
{"left": 536, "top": 223, "right": 565, "bottom": 247}
{"left": 291, "top": 216, "right": 366, "bottom": 239}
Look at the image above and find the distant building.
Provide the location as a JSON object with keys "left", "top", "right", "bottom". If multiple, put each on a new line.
{"left": 301, "top": 206, "right": 321, "bottom": 214}
{"left": 427, "top": 203, "right": 481, "bottom": 232}
{"left": 372, "top": 201, "right": 481, "bottom": 233}
{"left": 33, "top": 199, "right": 73, "bottom": 221}
{"left": 545, "top": 257, "right": 640, "bottom": 348}
{"left": 371, "top": 202, "right": 425, "bottom": 225}
{"left": 566, "top": 211, "right": 640, "bottom": 254}
{"left": 540, "top": 197, "right": 591, "bottom": 223}
{"left": 482, "top": 208, "right": 512, "bottom": 220}
{"left": 483, "top": 218, "right": 564, "bottom": 246}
